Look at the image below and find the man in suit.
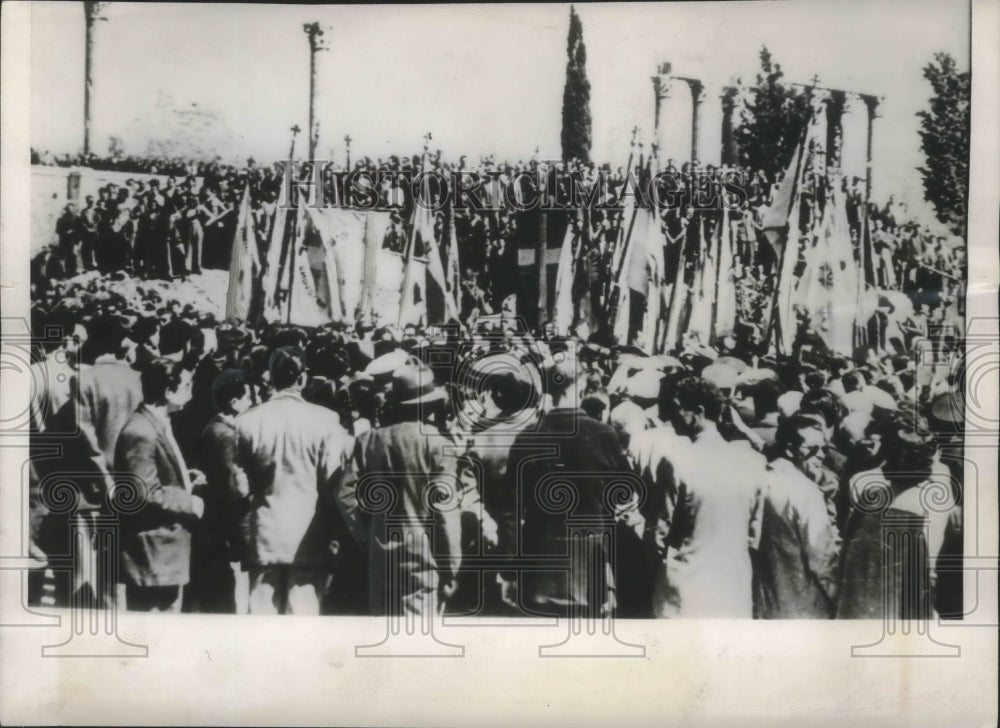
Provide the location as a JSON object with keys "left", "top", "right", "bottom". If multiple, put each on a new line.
{"left": 457, "top": 355, "right": 540, "bottom": 614}
{"left": 185, "top": 368, "right": 254, "bottom": 614}
{"left": 51, "top": 315, "right": 144, "bottom": 608}
{"left": 354, "top": 361, "right": 463, "bottom": 618}
{"left": 79, "top": 195, "right": 99, "bottom": 271}
{"left": 232, "top": 347, "right": 357, "bottom": 615}
{"left": 71, "top": 315, "right": 144, "bottom": 506}
{"left": 644, "top": 375, "right": 768, "bottom": 618}
{"left": 55, "top": 203, "right": 82, "bottom": 277}
{"left": 506, "top": 350, "right": 631, "bottom": 619}
{"left": 754, "top": 414, "right": 841, "bottom": 619}
{"left": 114, "top": 359, "right": 205, "bottom": 612}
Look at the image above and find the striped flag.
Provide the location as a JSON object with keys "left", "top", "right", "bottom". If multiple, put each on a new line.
{"left": 224, "top": 187, "right": 258, "bottom": 321}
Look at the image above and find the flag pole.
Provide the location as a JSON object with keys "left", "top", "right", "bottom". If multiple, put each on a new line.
{"left": 763, "top": 113, "right": 812, "bottom": 357}
{"left": 603, "top": 127, "right": 639, "bottom": 308}
{"left": 397, "top": 133, "right": 432, "bottom": 327}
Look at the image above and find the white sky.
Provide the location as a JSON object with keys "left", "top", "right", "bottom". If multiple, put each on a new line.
{"left": 29, "top": 1, "right": 969, "bottom": 224}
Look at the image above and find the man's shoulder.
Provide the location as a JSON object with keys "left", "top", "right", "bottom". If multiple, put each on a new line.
{"left": 238, "top": 396, "right": 342, "bottom": 429}
{"left": 119, "top": 407, "right": 156, "bottom": 441}
{"left": 202, "top": 413, "right": 236, "bottom": 439}
{"left": 766, "top": 459, "right": 820, "bottom": 502}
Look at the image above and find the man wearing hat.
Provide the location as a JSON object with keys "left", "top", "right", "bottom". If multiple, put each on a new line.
{"left": 231, "top": 347, "right": 357, "bottom": 615}
{"left": 354, "top": 361, "right": 463, "bottom": 617}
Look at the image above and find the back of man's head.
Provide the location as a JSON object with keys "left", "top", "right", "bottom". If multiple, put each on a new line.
{"left": 674, "top": 375, "right": 724, "bottom": 423}
{"left": 141, "top": 358, "right": 181, "bottom": 406}
{"left": 212, "top": 368, "right": 248, "bottom": 413}
{"left": 269, "top": 346, "right": 306, "bottom": 391}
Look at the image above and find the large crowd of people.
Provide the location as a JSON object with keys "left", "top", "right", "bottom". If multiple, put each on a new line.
{"left": 26, "top": 145, "right": 968, "bottom": 620}
{"left": 27, "top": 232, "right": 965, "bottom": 617}
{"left": 34, "top": 148, "right": 965, "bottom": 333}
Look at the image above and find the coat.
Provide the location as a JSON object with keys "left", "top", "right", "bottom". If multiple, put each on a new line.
{"left": 233, "top": 390, "right": 355, "bottom": 568}
{"left": 114, "top": 404, "right": 201, "bottom": 587}
{"left": 753, "top": 458, "right": 841, "bottom": 618}
{"left": 644, "top": 426, "right": 766, "bottom": 618}
{"left": 836, "top": 465, "right": 957, "bottom": 619}
{"left": 507, "top": 408, "right": 629, "bottom": 617}
{"left": 464, "top": 409, "right": 540, "bottom": 556}
{"left": 70, "top": 358, "right": 143, "bottom": 507}
{"left": 354, "top": 420, "right": 463, "bottom": 616}
{"left": 197, "top": 413, "right": 248, "bottom": 562}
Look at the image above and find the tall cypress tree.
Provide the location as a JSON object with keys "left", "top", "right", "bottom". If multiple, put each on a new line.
{"left": 561, "top": 6, "right": 592, "bottom": 164}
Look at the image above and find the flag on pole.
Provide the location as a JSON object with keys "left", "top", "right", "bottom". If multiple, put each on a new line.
{"left": 224, "top": 186, "right": 258, "bottom": 322}
{"left": 611, "top": 207, "right": 638, "bottom": 344}
{"left": 445, "top": 201, "right": 461, "bottom": 317}
{"left": 399, "top": 154, "right": 460, "bottom": 326}
{"left": 261, "top": 204, "right": 289, "bottom": 321}
{"left": 687, "top": 216, "right": 714, "bottom": 345}
{"left": 799, "top": 178, "right": 862, "bottom": 356}
{"left": 553, "top": 212, "right": 579, "bottom": 335}
{"left": 358, "top": 210, "right": 385, "bottom": 320}
{"left": 635, "top": 207, "right": 667, "bottom": 353}
{"left": 662, "top": 219, "right": 691, "bottom": 353}
{"left": 712, "top": 205, "right": 738, "bottom": 342}
{"left": 287, "top": 200, "right": 335, "bottom": 327}
{"left": 758, "top": 108, "right": 823, "bottom": 354}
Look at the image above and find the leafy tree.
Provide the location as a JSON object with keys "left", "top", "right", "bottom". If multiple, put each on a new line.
{"left": 917, "top": 53, "right": 970, "bottom": 237}
{"left": 561, "top": 6, "right": 592, "bottom": 164}
{"left": 735, "top": 47, "right": 811, "bottom": 182}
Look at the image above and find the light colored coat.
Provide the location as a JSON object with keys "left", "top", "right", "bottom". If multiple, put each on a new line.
{"left": 645, "top": 426, "right": 766, "bottom": 618}
{"left": 233, "top": 390, "right": 355, "bottom": 567}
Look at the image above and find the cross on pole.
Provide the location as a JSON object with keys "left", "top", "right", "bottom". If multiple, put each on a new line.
{"left": 344, "top": 134, "right": 351, "bottom": 168}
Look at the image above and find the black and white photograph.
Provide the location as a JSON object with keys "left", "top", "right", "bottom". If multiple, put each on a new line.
{"left": 1, "top": 1, "right": 997, "bottom": 725}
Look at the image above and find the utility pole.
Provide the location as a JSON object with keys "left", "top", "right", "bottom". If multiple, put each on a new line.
{"left": 83, "top": 2, "right": 107, "bottom": 155}
{"left": 302, "top": 22, "right": 329, "bottom": 162}
{"left": 344, "top": 134, "right": 351, "bottom": 169}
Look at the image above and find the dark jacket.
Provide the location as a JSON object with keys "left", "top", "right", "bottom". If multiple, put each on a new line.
{"left": 507, "top": 407, "right": 630, "bottom": 617}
